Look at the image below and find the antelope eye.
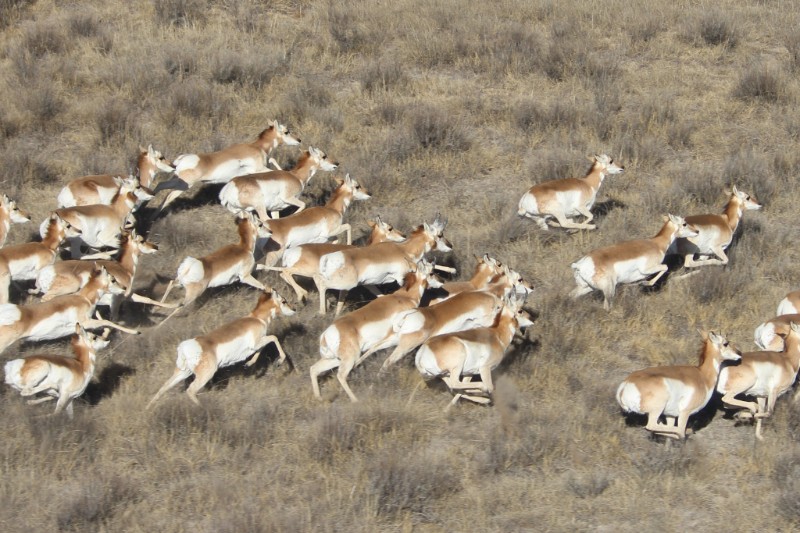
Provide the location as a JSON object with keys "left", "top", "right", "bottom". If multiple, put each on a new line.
{"left": 723, "top": 342, "right": 729, "bottom": 347}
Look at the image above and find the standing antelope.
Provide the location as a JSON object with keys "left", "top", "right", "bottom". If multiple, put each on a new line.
{"left": 754, "top": 314, "right": 800, "bottom": 351}
{"left": 415, "top": 294, "right": 534, "bottom": 408}
{"left": 219, "top": 147, "right": 339, "bottom": 220}
{"left": 33, "top": 229, "right": 159, "bottom": 319}
{"left": 379, "top": 267, "right": 526, "bottom": 371}
{"left": 0, "top": 266, "right": 138, "bottom": 355}
{"left": 147, "top": 289, "right": 295, "bottom": 407}
{"left": 0, "top": 194, "right": 30, "bottom": 248}
{"left": 261, "top": 216, "right": 405, "bottom": 302}
{"left": 154, "top": 121, "right": 301, "bottom": 213}
{"left": 310, "top": 260, "right": 441, "bottom": 402}
{"left": 260, "top": 174, "right": 371, "bottom": 267}
{"left": 570, "top": 214, "right": 699, "bottom": 310}
{"left": 0, "top": 214, "right": 76, "bottom": 304}
{"left": 147, "top": 213, "right": 271, "bottom": 323}
{"left": 314, "top": 213, "right": 452, "bottom": 315}
{"left": 616, "top": 331, "right": 741, "bottom": 440}
{"left": 57, "top": 145, "right": 174, "bottom": 208}
{"left": 517, "top": 154, "right": 624, "bottom": 231}
{"left": 53, "top": 179, "right": 150, "bottom": 258}
{"left": 667, "top": 186, "right": 761, "bottom": 270}
{"left": 4, "top": 325, "right": 110, "bottom": 418}
{"left": 717, "top": 322, "right": 800, "bottom": 440}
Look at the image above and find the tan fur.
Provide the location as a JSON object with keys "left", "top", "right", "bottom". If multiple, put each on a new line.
{"left": 0, "top": 194, "right": 30, "bottom": 248}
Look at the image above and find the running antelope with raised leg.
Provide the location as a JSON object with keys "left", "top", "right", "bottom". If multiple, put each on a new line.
{"left": 57, "top": 145, "right": 174, "bottom": 208}
{"left": 616, "top": 331, "right": 741, "bottom": 440}
{"left": 310, "top": 260, "right": 441, "bottom": 402}
{"left": 219, "top": 146, "right": 339, "bottom": 221}
{"left": 518, "top": 154, "right": 624, "bottom": 231}
{"left": 314, "top": 213, "right": 453, "bottom": 315}
{"left": 154, "top": 121, "right": 301, "bottom": 214}
{"left": 717, "top": 322, "right": 800, "bottom": 440}
{"left": 260, "top": 216, "right": 405, "bottom": 303}
{"left": 0, "top": 266, "right": 138, "bottom": 355}
{"left": 147, "top": 289, "right": 295, "bottom": 407}
{"left": 570, "top": 214, "right": 699, "bottom": 310}
{"left": 667, "top": 186, "right": 761, "bottom": 272}
{"left": 4, "top": 325, "right": 110, "bottom": 418}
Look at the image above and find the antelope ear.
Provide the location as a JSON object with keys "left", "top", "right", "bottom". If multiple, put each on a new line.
{"left": 334, "top": 177, "right": 344, "bottom": 186}
{"left": 732, "top": 185, "right": 740, "bottom": 195}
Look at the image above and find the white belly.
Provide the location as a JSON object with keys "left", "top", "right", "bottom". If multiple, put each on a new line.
{"left": 27, "top": 309, "right": 81, "bottom": 342}
{"left": 215, "top": 331, "right": 259, "bottom": 368}
{"left": 9, "top": 255, "right": 43, "bottom": 281}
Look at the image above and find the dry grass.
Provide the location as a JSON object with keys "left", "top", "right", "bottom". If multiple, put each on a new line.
{"left": 2, "top": 0, "right": 800, "bottom": 531}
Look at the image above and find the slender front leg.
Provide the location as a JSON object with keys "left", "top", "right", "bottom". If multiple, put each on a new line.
{"left": 245, "top": 335, "right": 288, "bottom": 367}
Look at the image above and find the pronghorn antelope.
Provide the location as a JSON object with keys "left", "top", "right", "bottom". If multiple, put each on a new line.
{"left": 0, "top": 194, "right": 30, "bottom": 248}
{"left": 260, "top": 174, "right": 371, "bottom": 267}
{"left": 4, "top": 325, "right": 110, "bottom": 418}
{"left": 717, "top": 322, "right": 800, "bottom": 440}
{"left": 667, "top": 186, "right": 761, "bottom": 270}
{"left": 310, "top": 260, "right": 441, "bottom": 402}
{"left": 753, "top": 314, "right": 800, "bottom": 351}
{"left": 219, "top": 146, "right": 339, "bottom": 220}
{"left": 57, "top": 145, "right": 174, "bottom": 208}
{"left": 378, "top": 267, "right": 523, "bottom": 372}
{"left": 314, "top": 213, "right": 452, "bottom": 315}
{"left": 147, "top": 289, "right": 295, "bottom": 407}
{"left": 0, "top": 214, "right": 76, "bottom": 304}
{"left": 0, "top": 266, "right": 138, "bottom": 355}
{"left": 517, "top": 154, "right": 624, "bottom": 231}
{"left": 415, "top": 293, "right": 534, "bottom": 409}
{"left": 260, "top": 216, "right": 405, "bottom": 302}
{"left": 33, "top": 230, "right": 159, "bottom": 319}
{"left": 776, "top": 290, "right": 800, "bottom": 316}
{"left": 616, "top": 331, "right": 741, "bottom": 440}
{"left": 428, "top": 253, "right": 504, "bottom": 305}
{"left": 154, "top": 121, "right": 301, "bottom": 213}
{"left": 570, "top": 214, "right": 699, "bottom": 310}
{"left": 53, "top": 179, "right": 150, "bottom": 258}
{"left": 145, "top": 213, "right": 271, "bottom": 323}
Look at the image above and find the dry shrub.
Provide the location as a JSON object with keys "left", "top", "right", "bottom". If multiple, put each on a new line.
{"left": 368, "top": 447, "right": 460, "bottom": 518}
{"left": 211, "top": 48, "right": 286, "bottom": 88}
{"left": 69, "top": 10, "right": 101, "bottom": 38}
{"left": 19, "top": 19, "right": 68, "bottom": 57}
{"left": 167, "top": 78, "right": 232, "bottom": 126}
{"left": 55, "top": 473, "right": 138, "bottom": 531}
{"left": 153, "top": 0, "right": 208, "bottom": 27}
{"left": 96, "top": 99, "right": 139, "bottom": 146}
{"left": 722, "top": 148, "right": 775, "bottom": 205}
{"left": 326, "top": 0, "right": 371, "bottom": 53}
{"left": 629, "top": 13, "right": 664, "bottom": 44}
{"left": 566, "top": 471, "right": 611, "bottom": 499}
{"left": 773, "top": 451, "right": 800, "bottom": 522}
{"left": 734, "top": 63, "right": 787, "bottom": 103}
{"left": 696, "top": 9, "right": 739, "bottom": 49}
{"left": 0, "top": 0, "right": 32, "bottom": 29}
{"left": 476, "top": 21, "right": 543, "bottom": 76}
{"left": 408, "top": 104, "right": 471, "bottom": 152}
{"left": 359, "top": 58, "right": 407, "bottom": 95}
{"left": 514, "top": 98, "right": 583, "bottom": 133}
{"left": 281, "top": 83, "right": 332, "bottom": 125}
{"left": 785, "top": 29, "right": 800, "bottom": 72}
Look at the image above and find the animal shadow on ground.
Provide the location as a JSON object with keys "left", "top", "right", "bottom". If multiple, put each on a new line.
{"left": 593, "top": 198, "right": 626, "bottom": 222}
{"left": 620, "top": 398, "right": 719, "bottom": 442}
{"left": 83, "top": 363, "right": 136, "bottom": 405}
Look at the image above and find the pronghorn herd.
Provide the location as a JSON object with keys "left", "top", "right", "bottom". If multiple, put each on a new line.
{"left": 0, "top": 124, "right": 792, "bottom": 442}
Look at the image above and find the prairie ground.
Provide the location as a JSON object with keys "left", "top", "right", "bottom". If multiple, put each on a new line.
{"left": 1, "top": 0, "right": 800, "bottom": 531}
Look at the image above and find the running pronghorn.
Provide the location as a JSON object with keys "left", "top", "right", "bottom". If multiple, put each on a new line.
{"left": 415, "top": 293, "right": 534, "bottom": 409}
{"left": 379, "top": 267, "right": 525, "bottom": 372}
{"left": 0, "top": 194, "right": 30, "bottom": 248}
{"left": 0, "top": 266, "right": 138, "bottom": 355}
{"left": 219, "top": 146, "right": 339, "bottom": 221}
{"left": 754, "top": 313, "right": 800, "bottom": 351}
{"left": 314, "top": 213, "right": 453, "bottom": 315}
{"left": 517, "top": 154, "right": 624, "bottom": 231}
{"left": 310, "top": 260, "right": 441, "bottom": 402}
{"left": 570, "top": 214, "right": 699, "bottom": 310}
{"left": 154, "top": 121, "right": 301, "bottom": 213}
{"left": 616, "top": 331, "right": 741, "bottom": 440}
{"left": 717, "top": 322, "right": 800, "bottom": 440}
{"left": 667, "top": 186, "right": 761, "bottom": 271}
{"left": 260, "top": 216, "right": 405, "bottom": 302}
{"left": 57, "top": 145, "right": 174, "bottom": 208}
{"left": 32, "top": 229, "right": 159, "bottom": 319}
{"left": 260, "top": 173, "right": 371, "bottom": 267}
{"left": 4, "top": 325, "right": 110, "bottom": 418}
{"left": 428, "top": 253, "right": 504, "bottom": 304}
{"left": 0, "top": 214, "right": 76, "bottom": 304}
{"left": 53, "top": 179, "right": 151, "bottom": 258}
{"left": 144, "top": 213, "right": 271, "bottom": 324}
{"left": 147, "top": 289, "right": 295, "bottom": 407}
{"left": 776, "top": 290, "right": 800, "bottom": 316}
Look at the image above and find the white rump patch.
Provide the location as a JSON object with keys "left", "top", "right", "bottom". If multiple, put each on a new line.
{"left": 4, "top": 359, "right": 24, "bottom": 388}
{"left": 36, "top": 266, "right": 56, "bottom": 293}
{"left": 319, "top": 251, "right": 346, "bottom": 279}
{"left": 176, "top": 339, "right": 203, "bottom": 371}
{"left": 174, "top": 154, "right": 201, "bottom": 173}
{"left": 616, "top": 380, "right": 642, "bottom": 413}
{"left": 57, "top": 187, "right": 76, "bottom": 208}
{"left": 176, "top": 257, "right": 204, "bottom": 286}
{"left": 281, "top": 247, "right": 302, "bottom": 269}
{"left": 394, "top": 309, "right": 424, "bottom": 334}
{"left": 0, "top": 304, "right": 21, "bottom": 326}
{"left": 414, "top": 344, "right": 443, "bottom": 378}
